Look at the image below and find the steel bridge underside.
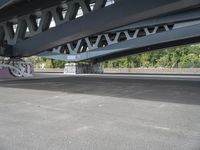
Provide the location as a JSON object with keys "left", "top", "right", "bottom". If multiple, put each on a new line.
{"left": 0, "top": 0, "right": 200, "bottom": 62}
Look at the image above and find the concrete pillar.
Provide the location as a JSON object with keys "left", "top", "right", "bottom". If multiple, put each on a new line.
{"left": 0, "top": 59, "right": 34, "bottom": 78}
{"left": 64, "top": 63, "right": 104, "bottom": 74}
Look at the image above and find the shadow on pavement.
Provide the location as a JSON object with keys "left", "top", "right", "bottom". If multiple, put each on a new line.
{"left": 0, "top": 75, "right": 200, "bottom": 105}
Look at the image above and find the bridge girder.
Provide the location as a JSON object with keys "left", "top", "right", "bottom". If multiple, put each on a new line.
{"left": 39, "top": 21, "right": 200, "bottom": 62}
{"left": 0, "top": 0, "right": 200, "bottom": 62}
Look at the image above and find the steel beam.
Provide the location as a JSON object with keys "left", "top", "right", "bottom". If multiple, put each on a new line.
{"left": 39, "top": 23, "right": 200, "bottom": 62}
{"left": 0, "top": 0, "right": 18, "bottom": 9}
{"left": 11, "top": 0, "right": 200, "bottom": 57}
{"left": 111, "top": 8, "right": 200, "bottom": 32}
{"left": 0, "top": 0, "right": 116, "bottom": 50}
{"left": 0, "top": 0, "right": 66, "bottom": 23}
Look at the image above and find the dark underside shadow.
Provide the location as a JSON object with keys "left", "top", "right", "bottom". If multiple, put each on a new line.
{"left": 0, "top": 75, "right": 200, "bottom": 105}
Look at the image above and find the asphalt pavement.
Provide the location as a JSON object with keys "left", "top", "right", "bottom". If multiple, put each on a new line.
{"left": 0, "top": 73, "right": 200, "bottom": 150}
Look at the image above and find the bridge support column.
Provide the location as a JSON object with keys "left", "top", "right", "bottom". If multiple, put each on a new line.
{"left": 0, "top": 58, "right": 34, "bottom": 78}
{"left": 64, "top": 63, "right": 104, "bottom": 74}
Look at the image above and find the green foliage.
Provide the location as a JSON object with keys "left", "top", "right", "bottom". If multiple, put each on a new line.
{"left": 27, "top": 44, "right": 200, "bottom": 69}
{"left": 104, "top": 45, "right": 200, "bottom": 68}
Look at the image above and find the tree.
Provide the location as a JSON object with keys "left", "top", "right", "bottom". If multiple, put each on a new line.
{"left": 103, "top": 44, "right": 200, "bottom": 68}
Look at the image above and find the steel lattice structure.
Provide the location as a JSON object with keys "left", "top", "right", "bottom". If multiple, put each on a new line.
{"left": 0, "top": 0, "right": 200, "bottom": 63}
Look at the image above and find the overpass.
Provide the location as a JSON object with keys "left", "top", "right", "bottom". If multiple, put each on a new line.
{"left": 0, "top": 0, "right": 200, "bottom": 75}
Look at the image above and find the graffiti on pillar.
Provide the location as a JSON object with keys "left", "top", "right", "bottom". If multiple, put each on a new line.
{"left": 0, "top": 60, "right": 33, "bottom": 77}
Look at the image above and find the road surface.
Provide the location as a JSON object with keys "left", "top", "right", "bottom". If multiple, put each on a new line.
{"left": 0, "top": 74, "right": 200, "bottom": 150}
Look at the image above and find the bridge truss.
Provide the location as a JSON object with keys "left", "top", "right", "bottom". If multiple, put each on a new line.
{"left": 0, "top": 0, "right": 200, "bottom": 63}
